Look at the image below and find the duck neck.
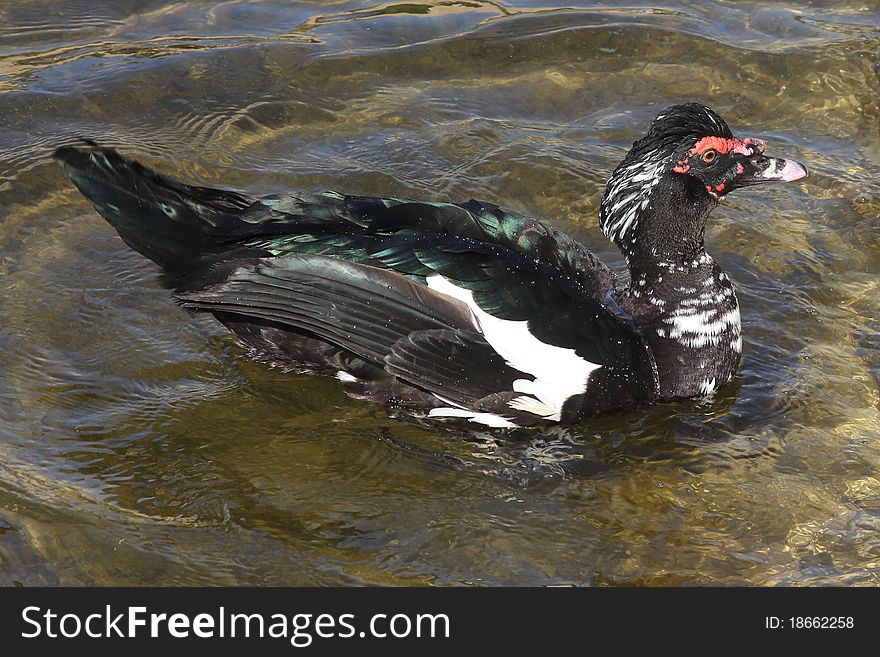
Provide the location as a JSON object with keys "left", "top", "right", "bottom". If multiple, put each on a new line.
{"left": 617, "top": 244, "right": 742, "bottom": 400}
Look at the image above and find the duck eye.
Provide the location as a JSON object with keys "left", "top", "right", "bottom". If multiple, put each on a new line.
{"left": 701, "top": 149, "right": 717, "bottom": 164}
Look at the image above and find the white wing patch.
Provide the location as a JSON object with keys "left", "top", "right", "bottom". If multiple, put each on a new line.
{"left": 425, "top": 275, "right": 600, "bottom": 422}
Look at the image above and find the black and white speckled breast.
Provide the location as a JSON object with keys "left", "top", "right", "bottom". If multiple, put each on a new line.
{"left": 617, "top": 251, "right": 741, "bottom": 400}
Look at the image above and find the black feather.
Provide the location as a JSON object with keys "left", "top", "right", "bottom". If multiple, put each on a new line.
{"left": 629, "top": 103, "right": 733, "bottom": 160}
{"left": 176, "top": 255, "right": 478, "bottom": 364}
{"left": 54, "top": 142, "right": 253, "bottom": 268}
{"left": 385, "top": 329, "right": 520, "bottom": 407}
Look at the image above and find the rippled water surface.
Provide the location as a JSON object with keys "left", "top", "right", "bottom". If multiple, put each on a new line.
{"left": 1, "top": 0, "right": 878, "bottom": 586}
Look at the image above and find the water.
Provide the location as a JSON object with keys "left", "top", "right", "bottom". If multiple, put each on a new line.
{"left": 0, "top": 0, "right": 878, "bottom": 586}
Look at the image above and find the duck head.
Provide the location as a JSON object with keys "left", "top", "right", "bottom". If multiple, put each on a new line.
{"left": 600, "top": 103, "right": 808, "bottom": 261}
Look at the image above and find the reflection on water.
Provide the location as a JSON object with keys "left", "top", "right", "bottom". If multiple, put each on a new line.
{"left": 0, "top": 0, "right": 878, "bottom": 585}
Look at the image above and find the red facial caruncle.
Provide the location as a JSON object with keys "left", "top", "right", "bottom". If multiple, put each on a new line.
{"left": 672, "top": 135, "right": 765, "bottom": 174}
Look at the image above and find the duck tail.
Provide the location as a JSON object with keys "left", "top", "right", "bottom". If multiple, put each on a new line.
{"left": 54, "top": 141, "right": 255, "bottom": 270}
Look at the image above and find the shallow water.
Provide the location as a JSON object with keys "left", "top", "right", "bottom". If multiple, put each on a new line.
{"left": 0, "top": 0, "right": 878, "bottom": 586}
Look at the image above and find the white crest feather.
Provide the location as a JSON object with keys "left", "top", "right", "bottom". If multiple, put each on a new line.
{"left": 601, "top": 148, "right": 666, "bottom": 244}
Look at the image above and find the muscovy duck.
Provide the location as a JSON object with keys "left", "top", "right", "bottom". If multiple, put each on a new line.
{"left": 55, "top": 103, "right": 807, "bottom": 427}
